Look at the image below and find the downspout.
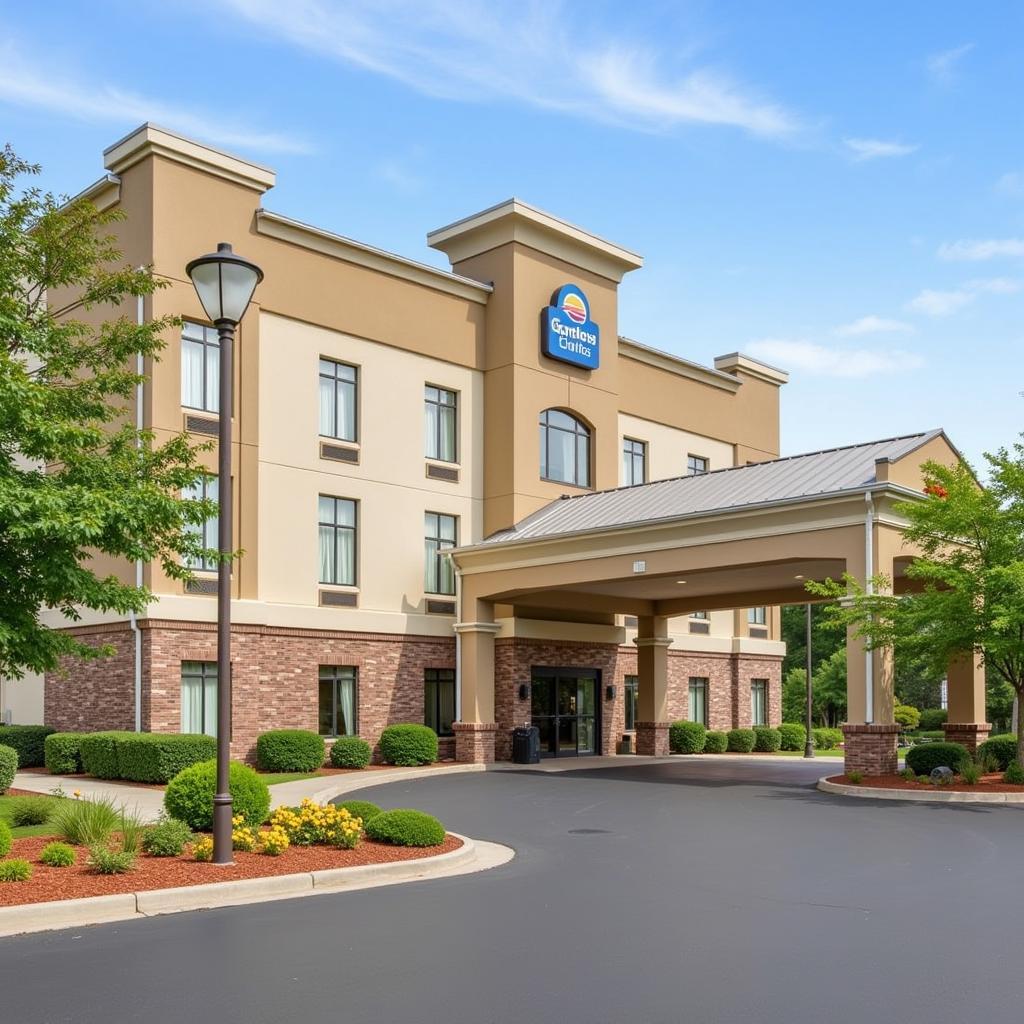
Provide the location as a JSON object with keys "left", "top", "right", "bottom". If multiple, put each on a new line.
{"left": 864, "top": 490, "right": 875, "bottom": 724}
{"left": 454, "top": 565, "right": 463, "bottom": 724}
{"left": 130, "top": 285, "right": 145, "bottom": 732}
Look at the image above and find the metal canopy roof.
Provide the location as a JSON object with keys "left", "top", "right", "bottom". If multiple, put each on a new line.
{"left": 483, "top": 430, "right": 944, "bottom": 546}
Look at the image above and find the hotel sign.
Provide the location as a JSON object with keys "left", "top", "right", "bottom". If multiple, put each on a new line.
{"left": 542, "top": 284, "right": 600, "bottom": 370}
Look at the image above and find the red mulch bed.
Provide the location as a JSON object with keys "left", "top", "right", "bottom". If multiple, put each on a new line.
{"left": 828, "top": 772, "right": 1024, "bottom": 793}
{"left": 0, "top": 833, "right": 462, "bottom": 907}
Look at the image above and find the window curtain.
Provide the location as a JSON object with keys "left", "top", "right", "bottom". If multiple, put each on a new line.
{"left": 205, "top": 340, "right": 220, "bottom": 413}
{"left": 202, "top": 669, "right": 218, "bottom": 738}
{"left": 319, "top": 374, "right": 336, "bottom": 436}
{"left": 338, "top": 674, "right": 356, "bottom": 736}
{"left": 337, "top": 528, "right": 355, "bottom": 585}
{"left": 438, "top": 680, "right": 456, "bottom": 736}
{"left": 438, "top": 403, "right": 456, "bottom": 461}
{"left": 425, "top": 400, "right": 439, "bottom": 458}
{"left": 318, "top": 525, "right": 334, "bottom": 583}
{"left": 181, "top": 338, "right": 205, "bottom": 409}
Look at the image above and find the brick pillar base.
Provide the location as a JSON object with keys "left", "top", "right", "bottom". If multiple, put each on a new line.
{"left": 943, "top": 722, "right": 992, "bottom": 753}
{"left": 452, "top": 722, "right": 498, "bottom": 764}
{"left": 842, "top": 724, "right": 900, "bottom": 776}
{"left": 636, "top": 721, "right": 670, "bottom": 757}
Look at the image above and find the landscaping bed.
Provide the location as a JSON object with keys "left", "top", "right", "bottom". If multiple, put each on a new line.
{"left": 827, "top": 773, "right": 1024, "bottom": 793}
{"left": 0, "top": 832, "right": 462, "bottom": 907}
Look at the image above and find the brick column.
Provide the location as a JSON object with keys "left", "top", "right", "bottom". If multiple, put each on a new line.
{"left": 943, "top": 722, "right": 991, "bottom": 753}
{"left": 635, "top": 722, "right": 670, "bottom": 756}
{"left": 452, "top": 722, "right": 498, "bottom": 764}
{"left": 635, "top": 616, "right": 671, "bottom": 756}
{"left": 842, "top": 723, "right": 900, "bottom": 775}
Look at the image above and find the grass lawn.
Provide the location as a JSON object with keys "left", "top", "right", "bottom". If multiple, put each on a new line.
{"left": 0, "top": 794, "right": 62, "bottom": 839}
{"left": 258, "top": 771, "right": 323, "bottom": 786}
{"left": 768, "top": 748, "right": 844, "bottom": 758}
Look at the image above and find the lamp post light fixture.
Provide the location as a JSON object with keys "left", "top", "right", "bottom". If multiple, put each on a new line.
{"left": 804, "top": 602, "right": 815, "bottom": 759}
{"left": 186, "top": 242, "right": 263, "bottom": 865}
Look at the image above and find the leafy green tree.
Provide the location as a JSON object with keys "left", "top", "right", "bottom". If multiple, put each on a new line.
{"left": 781, "top": 649, "right": 847, "bottom": 727}
{"left": 781, "top": 602, "right": 843, "bottom": 678}
{"left": 808, "top": 447, "right": 1024, "bottom": 768}
{"left": 0, "top": 145, "right": 215, "bottom": 680}
{"left": 894, "top": 703, "right": 921, "bottom": 731}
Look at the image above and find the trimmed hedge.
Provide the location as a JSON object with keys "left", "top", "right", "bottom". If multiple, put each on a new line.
{"left": 778, "top": 723, "right": 806, "bottom": 751}
{"left": 164, "top": 760, "right": 271, "bottom": 831}
{"left": 335, "top": 799, "right": 382, "bottom": 823}
{"left": 0, "top": 745, "right": 16, "bottom": 794}
{"left": 977, "top": 734, "right": 1018, "bottom": 771}
{"left": 44, "top": 733, "right": 85, "bottom": 775}
{"left": 365, "top": 808, "right": 446, "bottom": 847}
{"left": 117, "top": 734, "right": 217, "bottom": 784}
{"left": 379, "top": 724, "right": 438, "bottom": 766}
{"left": 727, "top": 728, "right": 756, "bottom": 753}
{"left": 918, "top": 708, "right": 948, "bottom": 732}
{"left": 669, "top": 720, "right": 707, "bottom": 754}
{"left": 330, "top": 736, "right": 372, "bottom": 769}
{"left": 753, "top": 726, "right": 782, "bottom": 752}
{"left": 0, "top": 819, "right": 11, "bottom": 857}
{"left": 80, "top": 732, "right": 135, "bottom": 780}
{"left": 0, "top": 725, "right": 54, "bottom": 768}
{"left": 704, "top": 730, "right": 728, "bottom": 753}
{"left": 812, "top": 727, "right": 844, "bottom": 751}
{"left": 905, "top": 741, "right": 970, "bottom": 776}
{"left": 256, "top": 730, "right": 325, "bottom": 773}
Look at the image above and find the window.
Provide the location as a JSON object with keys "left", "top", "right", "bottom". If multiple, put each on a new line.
{"left": 690, "top": 610, "right": 708, "bottom": 619}
{"left": 687, "top": 454, "right": 709, "bottom": 475}
{"left": 425, "top": 386, "right": 457, "bottom": 462}
{"left": 688, "top": 678, "right": 708, "bottom": 726}
{"left": 318, "top": 495, "right": 357, "bottom": 586}
{"left": 424, "top": 668, "right": 456, "bottom": 737}
{"left": 181, "top": 661, "right": 217, "bottom": 736}
{"left": 748, "top": 606, "right": 767, "bottom": 625}
{"left": 183, "top": 475, "right": 218, "bottom": 571}
{"left": 751, "top": 680, "right": 767, "bottom": 726}
{"left": 540, "top": 409, "right": 591, "bottom": 487}
{"left": 622, "top": 438, "right": 647, "bottom": 486}
{"left": 181, "top": 321, "right": 220, "bottom": 413}
{"left": 319, "top": 666, "right": 357, "bottom": 736}
{"left": 425, "top": 512, "right": 457, "bottom": 595}
{"left": 624, "top": 674, "right": 638, "bottom": 730}
{"left": 319, "top": 359, "right": 357, "bottom": 442}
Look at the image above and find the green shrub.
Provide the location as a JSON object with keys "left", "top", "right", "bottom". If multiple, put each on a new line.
{"left": 142, "top": 815, "right": 194, "bottom": 857}
{"left": 335, "top": 799, "right": 382, "bottom": 823}
{"left": 753, "top": 726, "right": 782, "bottom": 752}
{"left": 812, "top": 727, "right": 844, "bottom": 750}
{"left": 88, "top": 846, "right": 136, "bottom": 874}
{"left": 117, "top": 733, "right": 218, "bottom": 784}
{"left": 330, "top": 736, "right": 372, "bottom": 769}
{"left": 0, "top": 819, "right": 11, "bottom": 857}
{"left": 51, "top": 796, "right": 121, "bottom": 847}
{"left": 365, "top": 808, "right": 446, "bottom": 847}
{"left": 703, "top": 730, "right": 728, "bottom": 753}
{"left": 669, "top": 720, "right": 707, "bottom": 754}
{"left": 79, "top": 731, "right": 135, "bottom": 779}
{"left": 727, "top": 728, "right": 756, "bottom": 753}
{"left": 39, "top": 842, "right": 76, "bottom": 867}
{"left": 0, "top": 725, "right": 54, "bottom": 768}
{"left": 164, "top": 760, "right": 271, "bottom": 831}
{"left": 905, "top": 742, "right": 970, "bottom": 776}
{"left": 256, "top": 730, "right": 325, "bottom": 773}
{"left": 0, "top": 744, "right": 17, "bottom": 793}
{"left": 118, "top": 807, "right": 145, "bottom": 856}
{"left": 918, "top": 708, "right": 947, "bottom": 731}
{"left": 977, "top": 734, "right": 1017, "bottom": 772}
{"left": 847, "top": 770, "right": 863, "bottom": 785}
{"left": 1004, "top": 761, "right": 1024, "bottom": 785}
{"left": 778, "top": 723, "right": 806, "bottom": 751}
{"left": 0, "top": 858, "right": 33, "bottom": 881}
{"left": 44, "top": 732, "right": 85, "bottom": 775}
{"left": 901, "top": 766, "right": 917, "bottom": 782}
{"left": 894, "top": 704, "right": 921, "bottom": 731}
{"left": 960, "top": 760, "right": 982, "bottom": 785}
{"left": 8, "top": 796, "right": 55, "bottom": 827}
{"left": 379, "top": 724, "right": 438, "bottom": 766}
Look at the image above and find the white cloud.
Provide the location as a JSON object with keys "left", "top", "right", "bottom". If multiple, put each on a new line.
{"left": 745, "top": 338, "right": 924, "bottom": 378}
{"left": 906, "top": 277, "right": 1020, "bottom": 316}
{"left": 926, "top": 43, "right": 974, "bottom": 84}
{"left": 217, "top": 0, "right": 802, "bottom": 139}
{"left": 843, "top": 138, "right": 919, "bottom": 161}
{"left": 995, "top": 172, "right": 1024, "bottom": 198}
{"left": 0, "top": 41, "right": 310, "bottom": 155}
{"left": 834, "top": 315, "right": 914, "bottom": 337}
{"left": 937, "top": 238, "right": 1024, "bottom": 261}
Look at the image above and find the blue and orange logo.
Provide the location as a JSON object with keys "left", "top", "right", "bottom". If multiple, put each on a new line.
{"left": 542, "top": 284, "right": 600, "bottom": 370}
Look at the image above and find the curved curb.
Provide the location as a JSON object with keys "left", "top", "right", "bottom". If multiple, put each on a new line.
{"left": 817, "top": 776, "right": 1024, "bottom": 804}
{"left": 0, "top": 833, "right": 514, "bottom": 939}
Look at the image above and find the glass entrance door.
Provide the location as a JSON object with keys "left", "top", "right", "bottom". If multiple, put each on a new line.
{"left": 531, "top": 668, "right": 599, "bottom": 757}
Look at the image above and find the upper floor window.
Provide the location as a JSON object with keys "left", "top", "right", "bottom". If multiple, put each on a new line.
{"left": 540, "top": 409, "right": 590, "bottom": 488}
{"left": 318, "top": 495, "right": 357, "bottom": 586}
{"left": 183, "top": 475, "right": 218, "bottom": 571}
{"left": 748, "top": 607, "right": 767, "bottom": 626}
{"left": 319, "top": 359, "right": 357, "bottom": 442}
{"left": 690, "top": 610, "right": 708, "bottom": 620}
{"left": 425, "top": 386, "right": 457, "bottom": 462}
{"left": 622, "top": 438, "right": 646, "bottom": 487}
{"left": 687, "top": 454, "right": 709, "bottom": 476}
{"left": 181, "top": 322, "right": 220, "bottom": 413}
{"left": 424, "top": 512, "right": 457, "bottom": 595}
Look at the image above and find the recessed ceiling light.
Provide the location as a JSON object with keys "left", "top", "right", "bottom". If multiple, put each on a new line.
{"left": 675, "top": 580, "right": 687, "bottom": 584}
{"left": 794, "top": 574, "right": 805, "bottom": 580}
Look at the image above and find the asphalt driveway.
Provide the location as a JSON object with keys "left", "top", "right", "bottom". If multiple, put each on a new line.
{"left": 2, "top": 757, "right": 1022, "bottom": 1024}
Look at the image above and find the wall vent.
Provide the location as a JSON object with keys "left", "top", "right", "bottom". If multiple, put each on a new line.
{"left": 185, "top": 415, "right": 219, "bottom": 437}
{"left": 319, "top": 589, "right": 358, "bottom": 607}
{"left": 321, "top": 442, "right": 360, "bottom": 464}
{"left": 185, "top": 578, "right": 218, "bottom": 595}
{"left": 426, "top": 463, "right": 459, "bottom": 482}
{"left": 749, "top": 627, "right": 768, "bottom": 639}
{"left": 426, "top": 599, "right": 456, "bottom": 615}
{"left": 688, "top": 621, "right": 710, "bottom": 635}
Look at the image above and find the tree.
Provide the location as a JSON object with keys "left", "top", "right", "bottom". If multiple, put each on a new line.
{"left": 781, "top": 649, "right": 847, "bottom": 727}
{"left": 808, "top": 447, "right": 1024, "bottom": 768}
{"left": 0, "top": 145, "right": 215, "bottom": 680}
{"left": 780, "top": 602, "right": 843, "bottom": 678}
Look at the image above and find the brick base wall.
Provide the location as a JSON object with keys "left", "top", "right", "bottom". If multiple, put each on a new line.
{"left": 842, "top": 724, "right": 900, "bottom": 775}
{"left": 453, "top": 722, "right": 497, "bottom": 764}
{"left": 943, "top": 722, "right": 992, "bottom": 753}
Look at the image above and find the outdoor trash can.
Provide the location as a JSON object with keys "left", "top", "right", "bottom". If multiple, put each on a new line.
{"left": 512, "top": 726, "right": 540, "bottom": 764}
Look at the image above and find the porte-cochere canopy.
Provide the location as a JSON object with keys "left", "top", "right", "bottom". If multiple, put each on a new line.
{"left": 450, "top": 429, "right": 988, "bottom": 774}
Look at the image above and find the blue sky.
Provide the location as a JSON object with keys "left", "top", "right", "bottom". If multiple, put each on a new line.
{"left": 2, "top": 1, "right": 1022, "bottom": 470}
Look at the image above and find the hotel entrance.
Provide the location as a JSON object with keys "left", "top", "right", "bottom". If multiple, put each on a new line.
{"left": 530, "top": 667, "right": 600, "bottom": 757}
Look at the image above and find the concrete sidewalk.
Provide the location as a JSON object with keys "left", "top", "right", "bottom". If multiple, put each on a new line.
{"left": 12, "top": 772, "right": 167, "bottom": 820}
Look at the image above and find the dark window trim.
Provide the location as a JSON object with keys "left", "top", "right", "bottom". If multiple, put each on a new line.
{"left": 624, "top": 674, "right": 638, "bottom": 731}
{"left": 688, "top": 676, "right": 709, "bottom": 727}
{"left": 318, "top": 357, "right": 359, "bottom": 443}
{"left": 318, "top": 665, "right": 358, "bottom": 738}
{"left": 318, "top": 494, "right": 358, "bottom": 587}
{"left": 424, "top": 511, "right": 458, "bottom": 596}
{"left": 181, "top": 660, "right": 217, "bottom": 735}
{"left": 687, "top": 453, "right": 709, "bottom": 476}
{"left": 424, "top": 667, "right": 456, "bottom": 737}
{"left": 425, "top": 384, "right": 459, "bottom": 464}
{"left": 181, "top": 321, "right": 222, "bottom": 415}
{"left": 622, "top": 437, "right": 647, "bottom": 486}
{"left": 539, "top": 408, "right": 592, "bottom": 488}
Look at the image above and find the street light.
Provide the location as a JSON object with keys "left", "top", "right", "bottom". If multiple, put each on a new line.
{"left": 804, "top": 603, "right": 815, "bottom": 759}
{"left": 186, "top": 242, "right": 263, "bottom": 865}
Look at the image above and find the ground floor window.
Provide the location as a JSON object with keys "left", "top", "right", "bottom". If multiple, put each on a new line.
{"left": 751, "top": 679, "right": 767, "bottom": 726}
{"left": 688, "top": 677, "right": 708, "bottom": 726}
{"left": 181, "top": 661, "right": 217, "bottom": 737}
{"left": 319, "top": 666, "right": 357, "bottom": 736}
{"left": 424, "top": 668, "right": 456, "bottom": 737}
{"left": 624, "top": 674, "right": 638, "bottom": 730}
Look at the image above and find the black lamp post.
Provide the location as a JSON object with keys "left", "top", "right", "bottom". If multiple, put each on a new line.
{"left": 804, "top": 602, "right": 815, "bottom": 759}
{"left": 186, "top": 242, "right": 263, "bottom": 865}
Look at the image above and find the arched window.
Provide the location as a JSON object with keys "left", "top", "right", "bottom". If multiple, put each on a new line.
{"left": 539, "top": 409, "right": 591, "bottom": 487}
